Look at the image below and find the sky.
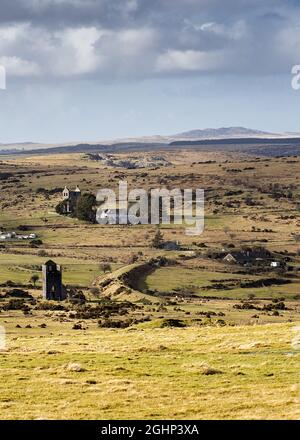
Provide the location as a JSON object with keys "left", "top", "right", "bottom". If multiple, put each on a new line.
{"left": 0, "top": 0, "right": 300, "bottom": 144}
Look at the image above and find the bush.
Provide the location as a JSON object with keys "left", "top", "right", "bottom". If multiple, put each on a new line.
{"left": 263, "top": 301, "right": 287, "bottom": 311}
{"left": 2, "top": 299, "right": 26, "bottom": 310}
{"left": 17, "top": 225, "right": 29, "bottom": 231}
{"left": 127, "top": 254, "right": 139, "bottom": 264}
{"left": 99, "top": 263, "right": 112, "bottom": 273}
{"left": 30, "top": 239, "right": 43, "bottom": 247}
{"left": 29, "top": 274, "right": 39, "bottom": 286}
{"left": 35, "top": 301, "right": 67, "bottom": 311}
{"left": 160, "top": 318, "right": 186, "bottom": 328}
{"left": 151, "top": 230, "right": 164, "bottom": 248}
{"left": 5, "top": 289, "right": 32, "bottom": 299}
{"left": 74, "top": 301, "right": 137, "bottom": 319}
{"left": 75, "top": 193, "right": 96, "bottom": 222}
{"left": 4, "top": 280, "right": 16, "bottom": 287}
{"left": 37, "top": 250, "right": 47, "bottom": 257}
{"left": 90, "top": 287, "right": 100, "bottom": 296}
{"left": 55, "top": 200, "right": 67, "bottom": 215}
{"left": 67, "top": 288, "right": 86, "bottom": 304}
{"left": 98, "top": 318, "right": 131, "bottom": 328}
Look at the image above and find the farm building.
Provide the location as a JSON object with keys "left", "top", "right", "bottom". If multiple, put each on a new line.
{"left": 0, "top": 231, "right": 37, "bottom": 241}
{"left": 223, "top": 248, "right": 273, "bottom": 266}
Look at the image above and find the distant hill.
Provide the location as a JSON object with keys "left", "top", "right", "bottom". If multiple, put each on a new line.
{"left": 171, "top": 127, "right": 279, "bottom": 140}
{"left": 1, "top": 127, "right": 300, "bottom": 156}
{"left": 1, "top": 136, "right": 299, "bottom": 158}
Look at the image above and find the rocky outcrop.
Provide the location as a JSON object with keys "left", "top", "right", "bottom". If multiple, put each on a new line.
{"left": 93, "top": 258, "right": 167, "bottom": 302}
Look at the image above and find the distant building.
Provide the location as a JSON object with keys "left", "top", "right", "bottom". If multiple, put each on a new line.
{"left": 223, "top": 248, "right": 272, "bottom": 266}
{"left": 62, "top": 185, "right": 81, "bottom": 213}
{"left": 0, "top": 231, "right": 37, "bottom": 241}
{"left": 42, "top": 260, "right": 66, "bottom": 300}
{"left": 161, "top": 241, "right": 180, "bottom": 251}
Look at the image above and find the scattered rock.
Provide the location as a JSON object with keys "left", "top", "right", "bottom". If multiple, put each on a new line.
{"left": 66, "top": 362, "right": 86, "bottom": 372}
{"left": 201, "top": 366, "right": 223, "bottom": 375}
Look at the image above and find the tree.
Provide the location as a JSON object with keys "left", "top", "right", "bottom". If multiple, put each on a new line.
{"left": 90, "top": 287, "right": 100, "bottom": 296}
{"left": 67, "top": 287, "right": 86, "bottom": 304}
{"left": 293, "top": 234, "right": 300, "bottom": 243}
{"left": 75, "top": 193, "right": 96, "bottom": 222}
{"left": 151, "top": 229, "right": 164, "bottom": 248}
{"left": 30, "top": 238, "right": 43, "bottom": 247}
{"left": 37, "top": 250, "right": 47, "bottom": 257}
{"left": 55, "top": 200, "right": 66, "bottom": 215}
{"left": 99, "top": 263, "right": 112, "bottom": 273}
{"left": 127, "top": 253, "right": 139, "bottom": 264}
{"left": 30, "top": 274, "right": 39, "bottom": 287}
{"left": 223, "top": 226, "right": 230, "bottom": 235}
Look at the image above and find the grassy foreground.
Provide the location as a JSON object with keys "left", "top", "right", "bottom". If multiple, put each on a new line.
{"left": 1, "top": 318, "right": 300, "bottom": 420}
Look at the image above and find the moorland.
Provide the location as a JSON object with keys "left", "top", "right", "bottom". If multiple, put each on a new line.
{"left": 0, "top": 144, "right": 299, "bottom": 419}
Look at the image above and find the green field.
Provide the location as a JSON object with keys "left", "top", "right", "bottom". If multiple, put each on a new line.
{"left": 0, "top": 150, "right": 299, "bottom": 419}
{"left": 0, "top": 253, "right": 107, "bottom": 287}
{"left": 0, "top": 316, "right": 299, "bottom": 420}
{"left": 143, "top": 266, "right": 300, "bottom": 299}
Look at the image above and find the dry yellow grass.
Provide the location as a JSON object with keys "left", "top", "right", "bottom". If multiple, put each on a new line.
{"left": 0, "top": 150, "right": 299, "bottom": 419}
{"left": 0, "top": 316, "right": 299, "bottom": 420}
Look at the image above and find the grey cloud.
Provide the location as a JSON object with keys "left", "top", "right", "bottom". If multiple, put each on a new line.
{"left": 0, "top": 0, "right": 299, "bottom": 79}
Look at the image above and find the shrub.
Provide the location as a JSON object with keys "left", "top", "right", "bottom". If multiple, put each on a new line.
{"left": 2, "top": 299, "right": 26, "bottom": 310}
{"left": 98, "top": 318, "right": 131, "bottom": 328}
{"left": 17, "top": 225, "right": 29, "bottom": 231}
{"left": 67, "top": 288, "right": 86, "bottom": 304}
{"left": 29, "top": 274, "right": 39, "bottom": 286}
{"left": 37, "top": 250, "right": 47, "bottom": 257}
{"left": 263, "top": 301, "right": 287, "bottom": 311}
{"left": 4, "top": 280, "right": 16, "bottom": 287}
{"left": 151, "top": 229, "right": 164, "bottom": 248}
{"left": 202, "top": 366, "right": 223, "bottom": 375}
{"left": 30, "top": 239, "right": 43, "bottom": 247}
{"left": 99, "top": 263, "right": 112, "bottom": 273}
{"left": 90, "top": 287, "right": 100, "bottom": 296}
{"left": 5, "top": 289, "right": 32, "bottom": 299}
{"left": 55, "top": 200, "right": 67, "bottom": 215}
{"left": 127, "top": 254, "right": 139, "bottom": 264}
{"left": 35, "top": 301, "right": 67, "bottom": 311}
{"left": 75, "top": 193, "right": 96, "bottom": 222}
{"left": 75, "top": 301, "right": 136, "bottom": 319}
{"left": 160, "top": 318, "right": 186, "bottom": 328}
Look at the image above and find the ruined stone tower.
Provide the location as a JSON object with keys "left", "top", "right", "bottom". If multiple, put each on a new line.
{"left": 42, "top": 260, "right": 66, "bottom": 300}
